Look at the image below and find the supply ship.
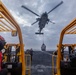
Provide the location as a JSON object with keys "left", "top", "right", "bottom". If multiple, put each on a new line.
{"left": 0, "top": 1, "right": 76, "bottom": 75}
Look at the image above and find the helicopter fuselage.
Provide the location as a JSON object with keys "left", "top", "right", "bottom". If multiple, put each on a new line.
{"left": 37, "top": 12, "right": 49, "bottom": 32}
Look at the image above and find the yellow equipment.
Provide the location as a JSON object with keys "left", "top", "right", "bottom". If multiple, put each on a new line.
{"left": 52, "top": 18, "right": 76, "bottom": 75}
{"left": 25, "top": 54, "right": 31, "bottom": 75}
{"left": 0, "top": 1, "right": 29, "bottom": 75}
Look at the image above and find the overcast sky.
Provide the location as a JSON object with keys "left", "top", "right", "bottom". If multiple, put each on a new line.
{"left": 1, "top": 0, "right": 76, "bottom": 50}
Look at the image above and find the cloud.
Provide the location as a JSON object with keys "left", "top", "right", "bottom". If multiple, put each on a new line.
{"left": 1, "top": 0, "right": 76, "bottom": 50}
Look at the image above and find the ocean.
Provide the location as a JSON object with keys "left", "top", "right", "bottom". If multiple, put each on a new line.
{"left": 31, "top": 51, "right": 56, "bottom": 75}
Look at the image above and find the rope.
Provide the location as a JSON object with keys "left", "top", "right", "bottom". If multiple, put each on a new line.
{"left": 43, "top": 34, "right": 44, "bottom": 43}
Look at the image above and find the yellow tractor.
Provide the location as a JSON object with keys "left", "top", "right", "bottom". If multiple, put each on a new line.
{"left": 52, "top": 19, "right": 76, "bottom": 75}
{"left": 0, "top": 1, "right": 31, "bottom": 75}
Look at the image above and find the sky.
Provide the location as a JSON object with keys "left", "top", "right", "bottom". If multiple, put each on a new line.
{"left": 1, "top": 0, "right": 76, "bottom": 50}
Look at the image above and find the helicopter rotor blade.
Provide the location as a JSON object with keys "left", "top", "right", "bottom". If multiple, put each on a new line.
{"left": 47, "top": 1, "right": 63, "bottom": 14}
{"left": 21, "top": 5, "right": 40, "bottom": 17}
{"left": 31, "top": 20, "right": 38, "bottom": 25}
{"left": 49, "top": 20, "right": 55, "bottom": 24}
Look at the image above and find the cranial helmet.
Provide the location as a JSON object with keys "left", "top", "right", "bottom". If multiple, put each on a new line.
{"left": 0, "top": 36, "right": 6, "bottom": 51}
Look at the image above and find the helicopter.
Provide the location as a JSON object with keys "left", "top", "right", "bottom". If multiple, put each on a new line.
{"left": 21, "top": 1, "right": 63, "bottom": 34}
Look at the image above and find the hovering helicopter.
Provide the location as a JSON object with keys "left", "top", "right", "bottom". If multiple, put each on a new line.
{"left": 21, "top": 1, "right": 63, "bottom": 34}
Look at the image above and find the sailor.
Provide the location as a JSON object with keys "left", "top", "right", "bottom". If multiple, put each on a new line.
{"left": 30, "top": 48, "right": 33, "bottom": 61}
{"left": 0, "top": 51, "right": 2, "bottom": 71}
{"left": 0, "top": 35, "right": 8, "bottom": 75}
{"left": 0, "top": 35, "right": 6, "bottom": 70}
{"left": 41, "top": 43, "right": 46, "bottom": 51}
{"left": 25, "top": 49, "right": 33, "bottom": 61}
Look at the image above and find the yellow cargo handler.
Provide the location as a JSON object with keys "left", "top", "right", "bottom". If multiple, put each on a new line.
{"left": 0, "top": 1, "right": 28, "bottom": 75}
{"left": 52, "top": 19, "right": 76, "bottom": 75}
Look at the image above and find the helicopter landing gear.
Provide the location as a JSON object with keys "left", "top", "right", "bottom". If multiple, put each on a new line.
{"left": 35, "top": 32, "right": 43, "bottom": 35}
{"left": 35, "top": 29, "right": 44, "bottom": 34}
